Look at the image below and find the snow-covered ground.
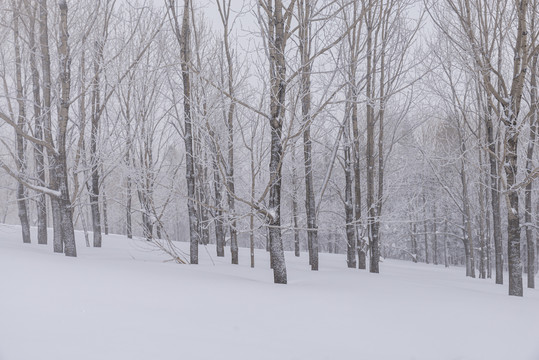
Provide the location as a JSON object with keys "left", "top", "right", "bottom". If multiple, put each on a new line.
{"left": 0, "top": 224, "right": 538, "bottom": 360}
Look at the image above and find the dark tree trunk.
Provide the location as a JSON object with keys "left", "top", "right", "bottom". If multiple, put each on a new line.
{"left": 265, "top": 0, "right": 288, "bottom": 284}
{"left": 179, "top": 0, "right": 199, "bottom": 264}
{"left": 299, "top": 0, "right": 318, "bottom": 271}
{"left": 485, "top": 106, "right": 503, "bottom": 284}
{"left": 366, "top": 9, "right": 379, "bottom": 273}
{"left": 58, "top": 0, "right": 76, "bottom": 257}
{"left": 39, "top": 0, "right": 62, "bottom": 253}
{"left": 506, "top": 130, "right": 523, "bottom": 296}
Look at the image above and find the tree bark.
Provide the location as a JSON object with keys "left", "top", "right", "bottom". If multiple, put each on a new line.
{"left": 299, "top": 0, "right": 318, "bottom": 271}
{"left": 28, "top": 0, "right": 47, "bottom": 245}
{"left": 457, "top": 121, "right": 475, "bottom": 277}
{"left": 210, "top": 131, "right": 225, "bottom": 257}
{"left": 265, "top": 0, "right": 288, "bottom": 284}
{"left": 291, "top": 145, "right": 300, "bottom": 257}
{"left": 90, "top": 39, "right": 103, "bottom": 248}
{"left": 39, "top": 0, "right": 62, "bottom": 253}
{"left": 58, "top": 0, "right": 76, "bottom": 257}
{"left": 366, "top": 6, "right": 379, "bottom": 273}
{"left": 433, "top": 204, "right": 438, "bottom": 265}
{"left": 12, "top": 1, "right": 31, "bottom": 244}
{"left": 525, "top": 53, "right": 537, "bottom": 289}
{"left": 344, "top": 101, "right": 356, "bottom": 268}
{"left": 422, "top": 193, "right": 429, "bottom": 264}
{"left": 485, "top": 101, "right": 503, "bottom": 284}
{"left": 179, "top": 0, "right": 199, "bottom": 264}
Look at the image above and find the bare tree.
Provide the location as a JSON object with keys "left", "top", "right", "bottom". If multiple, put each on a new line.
{"left": 169, "top": 0, "right": 200, "bottom": 264}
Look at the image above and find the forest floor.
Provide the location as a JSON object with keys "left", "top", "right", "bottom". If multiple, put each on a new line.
{"left": 0, "top": 223, "right": 538, "bottom": 360}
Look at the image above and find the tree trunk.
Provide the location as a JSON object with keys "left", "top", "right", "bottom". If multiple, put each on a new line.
{"left": 366, "top": 10, "right": 379, "bottom": 273}
{"left": 299, "top": 0, "right": 318, "bottom": 271}
{"left": 484, "top": 102, "right": 503, "bottom": 284}
{"left": 457, "top": 123, "right": 475, "bottom": 277}
{"left": 179, "top": 0, "right": 199, "bottom": 264}
{"left": 478, "top": 116, "right": 487, "bottom": 279}
{"left": 291, "top": 146, "right": 300, "bottom": 257}
{"left": 125, "top": 110, "right": 133, "bottom": 239}
{"left": 12, "top": 2, "right": 31, "bottom": 244}
{"left": 422, "top": 192, "right": 428, "bottom": 264}
{"left": 483, "top": 149, "right": 492, "bottom": 278}
{"left": 444, "top": 218, "right": 449, "bottom": 268}
{"left": 410, "top": 212, "right": 417, "bottom": 263}
{"left": 28, "top": 0, "right": 47, "bottom": 245}
{"left": 90, "top": 39, "right": 103, "bottom": 248}
{"left": 506, "top": 130, "right": 523, "bottom": 296}
{"left": 39, "top": 0, "right": 62, "bottom": 253}
{"left": 266, "top": 0, "right": 288, "bottom": 284}
{"left": 524, "top": 53, "right": 537, "bottom": 289}
{"left": 58, "top": 0, "right": 76, "bottom": 257}
{"left": 212, "top": 143, "right": 225, "bottom": 257}
{"left": 102, "top": 180, "right": 109, "bottom": 235}
{"left": 351, "top": 52, "right": 365, "bottom": 270}
{"left": 344, "top": 105, "right": 356, "bottom": 268}
{"left": 433, "top": 204, "right": 438, "bottom": 265}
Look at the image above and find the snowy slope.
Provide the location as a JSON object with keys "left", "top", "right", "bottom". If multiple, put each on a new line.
{"left": 0, "top": 224, "right": 538, "bottom": 360}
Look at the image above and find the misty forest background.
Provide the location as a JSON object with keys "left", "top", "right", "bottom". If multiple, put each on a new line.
{"left": 0, "top": 0, "right": 538, "bottom": 296}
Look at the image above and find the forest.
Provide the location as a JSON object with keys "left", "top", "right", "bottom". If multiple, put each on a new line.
{"left": 0, "top": 0, "right": 538, "bottom": 299}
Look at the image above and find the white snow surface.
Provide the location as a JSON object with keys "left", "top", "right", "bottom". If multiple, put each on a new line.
{"left": 0, "top": 224, "right": 538, "bottom": 360}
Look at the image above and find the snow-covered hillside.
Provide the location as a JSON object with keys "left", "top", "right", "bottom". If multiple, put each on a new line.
{"left": 0, "top": 224, "right": 537, "bottom": 360}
